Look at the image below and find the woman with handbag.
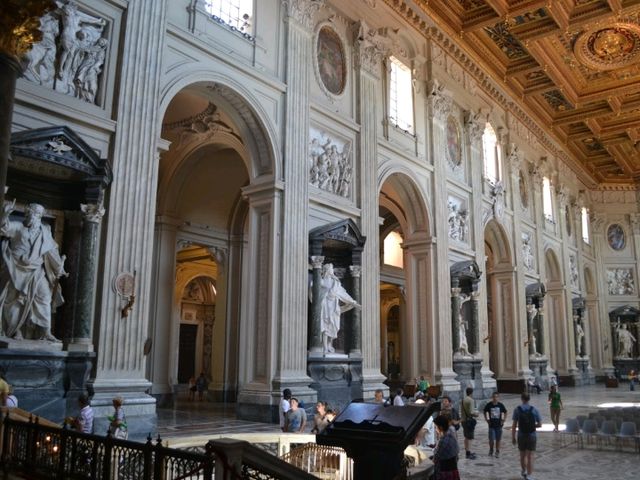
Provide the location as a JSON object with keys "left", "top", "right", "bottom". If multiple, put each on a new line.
{"left": 432, "top": 415, "right": 460, "bottom": 480}
{"left": 109, "top": 396, "right": 128, "bottom": 440}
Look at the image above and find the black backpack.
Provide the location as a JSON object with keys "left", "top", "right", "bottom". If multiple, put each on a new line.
{"left": 517, "top": 406, "right": 536, "bottom": 434}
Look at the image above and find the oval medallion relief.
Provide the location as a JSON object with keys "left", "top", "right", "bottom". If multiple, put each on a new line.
{"left": 316, "top": 26, "right": 346, "bottom": 95}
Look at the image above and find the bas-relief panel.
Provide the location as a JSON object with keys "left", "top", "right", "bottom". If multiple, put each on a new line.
{"left": 447, "top": 195, "right": 470, "bottom": 244}
{"left": 607, "top": 268, "right": 635, "bottom": 295}
{"left": 521, "top": 231, "right": 535, "bottom": 272}
{"left": 309, "top": 126, "right": 353, "bottom": 200}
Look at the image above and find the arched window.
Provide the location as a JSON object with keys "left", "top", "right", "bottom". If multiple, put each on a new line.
{"left": 388, "top": 57, "right": 414, "bottom": 133}
{"left": 205, "top": 0, "right": 253, "bottom": 34}
{"left": 581, "top": 207, "right": 590, "bottom": 243}
{"left": 482, "top": 123, "right": 502, "bottom": 182}
{"left": 383, "top": 231, "right": 404, "bottom": 268}
{"left": 542, "top": 176, "right": 553, "bottom": 220}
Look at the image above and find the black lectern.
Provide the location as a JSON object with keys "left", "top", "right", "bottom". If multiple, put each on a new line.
{"left": 317, "top": 401, "right": 439, "bottom": 480}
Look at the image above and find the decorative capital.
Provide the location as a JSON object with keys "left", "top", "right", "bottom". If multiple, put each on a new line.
{"left": 0, "top": 0, "right": 55, "bottom": 59}
{"left": 428, "top": 79, "right": 452, "bottom": 122}
{"left": 529, "top": 165, "right": 543, "bottom": 184}
{"left": 630, "top": 213, "right": 640, "bottom": 234}
{"left": 206, "top": 246, "right": 226, "bottom": 267}
{"left": 310, "top": 255, "right": 325, "bottom": 269}
{"left": 80, "top": 203, "right": 105, "bottom": 223}
{"left": 177, "top": 239, "right": 193, "bottom": 250}
{"left": 352, "top": 20, "right": 388, "bottom": 77}
{"left": 506, "top": 144, "right": 522, "bottom": 171}
{"left": 556, "top": 183, "right": 569, "bottom": 206}
{"left": 349, "top": 265, "right": 361, "bottom": 277}
{"left": 464, "top": 110, "right": 484, "bottom": 143}
{"left": 283, "top": 0, "right": 324, "bottom": 30}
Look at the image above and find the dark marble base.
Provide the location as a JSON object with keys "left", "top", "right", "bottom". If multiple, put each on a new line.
{"left": 307, "top": 355, "right": 363, "bottom": 415}
{"left": 529, "top": 358, "right": 550, "bottom": 389}
{"left": 0, "top": 348, "right": 94, "bottom": 423}
{"left": 453, "top": 357, "right": 491, "bottom": 399}
{"left": 575, "top": 358, "right": 596, "bottom": 386}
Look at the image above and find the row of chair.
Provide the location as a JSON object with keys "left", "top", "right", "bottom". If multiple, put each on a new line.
{"left": 563, "top": 417, "right": 640, "bottom": 452}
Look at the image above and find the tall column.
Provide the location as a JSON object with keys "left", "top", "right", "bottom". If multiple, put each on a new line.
{"left": 537, "top": 297, "right": 546, "bottom": 356}
{"left": 352, "top": 21, "right": 388, "bottom": 396}
{"left": 309, "top": 256, "right": 324, "bottom": 354}
{"left": 91, "top": 0, "right": 167, "bottom": 410}
{"left": 470, "top": 290, "right": 480, "bottom": 355}
{"left": 67, "top": 203, "right": 105, "bottom": 351}
{"left": 349, "top": 265, "right": 362, "bottom": 356}
{"left": 428, "top": 81, "right": 458, "bottom": 391}
{"left": 526, "top": 302, "right": 536, "bottom": 356}
{"left": 451, "top": 285, "right": 461, "bottom": 353}
{"left": 272, "top": 0, "right": 319, "bottom": 398}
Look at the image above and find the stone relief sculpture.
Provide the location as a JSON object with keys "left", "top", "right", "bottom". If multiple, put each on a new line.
{"left": 314, "top": 263, "right": 360, "bottom": 353}
{"left": 0, "top": 202, "right": 67, "bottom": 342}
{"left": 521, "top": 233, "right": 534, "bottom": 271}
{"left": 23, "top": 1, "right": 108, "bottom": 104}
{"left": 607, "top": 268, "right": 635, "bottom": 295}
{"left": 447, "top": 201, "right": 469, "bottom": 242}
{"left": 569, "top": 255, "right": 579, "bottom": 288}
{"left": 491, "top": 181, "right": 505, "bottom": 220}
{"left": 309, "top": 137, "right": 352, "bottom": 198}
{"left": 615, "top": 322, "right": 636, "bottom": 358}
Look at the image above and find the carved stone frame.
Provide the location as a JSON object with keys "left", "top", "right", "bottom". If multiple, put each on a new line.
{"left": 313, "top": 21, "right": 349, "bottom": 101}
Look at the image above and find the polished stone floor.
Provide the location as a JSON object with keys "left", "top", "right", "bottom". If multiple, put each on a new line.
{"left": 156, "top": 384, "right": 640, "bottom": 479}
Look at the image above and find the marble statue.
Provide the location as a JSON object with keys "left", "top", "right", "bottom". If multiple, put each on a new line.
{"left": 575, "top": 320, "right": 584, "bottom": 357}
{"left": 315, "top": 263, "right": 360, "bottom": 353}
{"left": 23, "top": 1, "right": 107, "bottom": 104}
{"left": 522, "top": 233, "right": 534, "bottom": 271}
{"left": 531, "top": 331, "right": 538, "bottom": 357}
{"left": 491, "top": 181, "right": 505, "bottom": 219}
{"left": 569, "top": 256, "right": 579, "bottom": 288}
{"left": 615, "top": 322, "right": 636, "bottom": 358}
{"left": 0, "top": 202, "right": 67, "bottom": 341}
{"left": 309, "top": 138, "right": 352, "bottom": 198}
{"left": 526, "top": 303, "right": 539, "bottom": 356}
{"left": 457, "top": 293, "right": 471, "bottom": 356}
{"left": 448, "top": 202, "right": 468, "bottom": 242}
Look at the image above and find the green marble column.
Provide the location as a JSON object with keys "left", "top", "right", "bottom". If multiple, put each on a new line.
{"left": 0, "top": 54, "right": 20, "bottom": 207}
{"left": 451, "top": 286, "right": 461, "bottom": 353}
{"left": 537, "top": 298, "right": 545, "bottom": 356}
{"left": 349, "top": 265, "right": 362, "bottom": 356}
{"left": 309, "top": 256, "right": 324, "bottom": 355}
{"left": 470, "top": 291, "right": 480, "bottom": 355}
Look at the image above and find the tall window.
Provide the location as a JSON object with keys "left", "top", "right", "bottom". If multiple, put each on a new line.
{"left": 482, "top": 123, "right": 502, "bottom": 182}
{"left": 205, "top": 0, "right": 253, "bottom": 34}
{"left": 542, "top": 177, "right": 553, "bottom": 220}
{"left": 581, "top": 207, "right": 590, "bottom": 243}
{"left": 388, "top": 57, "right": 414, "bottom": 133}
{"left": 383, "top": 231, "right": 404, "bottom": 268}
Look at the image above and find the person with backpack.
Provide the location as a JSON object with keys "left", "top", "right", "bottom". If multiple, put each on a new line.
{"left": 511, "top": 392, "right": 542, "bottom": 480}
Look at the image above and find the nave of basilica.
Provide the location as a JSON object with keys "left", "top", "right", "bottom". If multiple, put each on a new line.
{"left": 0, "top": 0, "right": 639, "bottom": 432}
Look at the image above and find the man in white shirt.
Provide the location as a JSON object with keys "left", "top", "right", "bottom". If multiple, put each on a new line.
{"left": 279, "top": 388, "right": 292, "bottom": 431}
{"left": 75, "top": 394, "right": 94, "bottom": 434}
{"left": 393, "top": 387, "right": 405, "bottom": 406}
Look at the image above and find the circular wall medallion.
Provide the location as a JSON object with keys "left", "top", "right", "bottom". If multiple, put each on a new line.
{"left": 114, "top": 272, "right": 135, "bottom": 296}
{"left": 574, "top": 23, "right": 640, "bottom": 71}
{"left": 607, "top": 223, "right": 626, "bottom": 250}
{"left": 316, "top": 26, "right": 346, "bottom": 95}
{"left": 519, "top": 171, "right": 528, "bottom": 208}
{"left": 446, "top": 116, "right": 462, "bottom": 167}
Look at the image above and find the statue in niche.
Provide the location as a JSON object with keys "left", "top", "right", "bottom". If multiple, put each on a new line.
{"left": 574, "top": 319, "right": 585, "bottom": 357}
{"left": 615, "top": 322, "right": 636, "bottom": 358}
{"left": 526, "top": 303, "right": 540, "bottom": 356}
{"left": 309, "top": 138, "right": 352, "bottom": 198}
{"left": 457, "top": 293, "right": 471, "bottom": 356}
{"left": 522, "top": 233, "right": 534, "bottom": 270}
{"left": 0, "top": 202, "right": 67, "bottom": 342}
{"left": 448, "top": 202, "right": 468, "bottom": 242}
{"left": 312, "top": 263, "right": 360, "bottom": 353}
{"left": 491, "top": 181, "right": 505, "bottom": 219}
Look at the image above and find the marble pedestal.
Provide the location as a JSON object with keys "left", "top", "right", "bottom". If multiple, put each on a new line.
{"left": 307, "top": 355, "right": 363, "bottom": 415}
{"left": 91, "top": 392, "right": 157, "bottom": 440}
{"left": 575, "top": 357, "right": 596, "bottom": 386}
{"left": 0, "top": 346, "right": 94, "bottom": 423}
{"left": 453, "top": 357, "right": 490, "bottom": 400}
{"left": 613, "top": 358, "right": 640, "bottom": 381}
{"left": 529, "top": 357, "right": 550, "bottom": 390}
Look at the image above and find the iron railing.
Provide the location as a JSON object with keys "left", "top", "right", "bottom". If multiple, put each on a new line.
{"left": 0, "top": 414, "right": 316, "bottom": 479}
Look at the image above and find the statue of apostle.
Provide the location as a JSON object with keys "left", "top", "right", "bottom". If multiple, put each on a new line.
{"left": 0, "top": 201, "right": 66, "bottom": 341}
{"left": 313, "top": 263, "right": 360, "bottom": 353}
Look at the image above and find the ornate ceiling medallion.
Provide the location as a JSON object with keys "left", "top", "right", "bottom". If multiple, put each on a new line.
{"left": 574, "top": 23, "right": 640, "bottom": 71}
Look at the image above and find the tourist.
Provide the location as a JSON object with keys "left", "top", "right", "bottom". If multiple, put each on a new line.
{"left": 417, "top": 375, "right": 429, "bottom": 393}
{"left": 68, "top": 394, "right": 94, "bottom": 434}
{"left": 311, "top": 401, "right": 329, "bottom": 434}
{"left": 512, "top": 392, "right": 542, "bottom": 480}
{"left": 108, "top": 396, "right": 128, "bottom": 439}
{"left": 629, "top": 370, "right": 637, "bottom": 391}
{"left": 432, "top": 414, "right": 460, "bottom": 480}
{"left": 0, "top": 375, "right": 9, "bottom": 406}
{"left": 483, "top": 392, "right": 507, "bottom": 458}
{"left": 439, "top": 396, "right": 460, "bottom": 432}
{"left": 284, "top": 398, "right": 306, "bottom": 433}
{"left": 548, "top": 385, "right": 563, "bottom": 432}
{"left": 460, "top": 387, "right": 478, "bottom": 459}
{"left": 6, "top": 385, "right": 17, "bottom": 408}
{"left": 393, "top": 387, "right": 405, "bottom": 406}
{"left": 188, "top": 376, "right": 196, "bottom": 401}
{"left": 373, "top": 389, "right": 385, "bottom": 403}
{"left": 527, "top": 377, "right": 542, "bottom": 394}
{"left": 280, "top": 388, "right": 292, "bottom": 431}
{"left": 195, "top": 372, "right": 207, "bottom": 401}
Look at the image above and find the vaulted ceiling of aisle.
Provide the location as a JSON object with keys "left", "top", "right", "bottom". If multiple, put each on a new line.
{"left": 385, "top": 0, "right": 640, "bottom": 187}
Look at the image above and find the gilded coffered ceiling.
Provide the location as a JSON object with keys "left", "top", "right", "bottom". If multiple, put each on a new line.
{"left": 385, "top": 0, "right": 640, "bottom": 187}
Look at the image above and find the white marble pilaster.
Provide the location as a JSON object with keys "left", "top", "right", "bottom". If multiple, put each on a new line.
{"left": 91, "top": 0, "right": 167, "bottom": 405}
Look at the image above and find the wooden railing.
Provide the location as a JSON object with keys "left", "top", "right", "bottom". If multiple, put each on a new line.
{"left": 0, "top": 413, "right": 315, "bottom": 479}
{"left": 280, "top": 443, "right": 353, "bottom": 480}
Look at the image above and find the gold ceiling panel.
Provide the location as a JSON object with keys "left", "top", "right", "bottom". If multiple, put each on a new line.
{"left": 393, "top": 0, "right": 640, "bottom": 186}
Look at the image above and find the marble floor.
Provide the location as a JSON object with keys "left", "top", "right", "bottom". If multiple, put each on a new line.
{"left": 156, "top": 384, "right": 640, "bottom": 479}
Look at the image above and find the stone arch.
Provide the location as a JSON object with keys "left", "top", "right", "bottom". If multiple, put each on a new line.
{"left": 545, "top": 248, "right": 562, "bottom": 284}
{"left": 378, "top": 169, "right": 435, "bottom": 382}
